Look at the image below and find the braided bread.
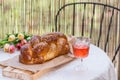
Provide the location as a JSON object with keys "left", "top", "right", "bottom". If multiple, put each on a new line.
{"left": 19, "top": 32, "right": 70, "bottom": 64}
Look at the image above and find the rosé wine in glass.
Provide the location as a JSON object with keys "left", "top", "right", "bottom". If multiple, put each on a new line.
{"left": 73, "top": 37, "right": 90, "bottom": 58}
{"left": 73, "top": 45, "right": 89, "bottom": 58}
{"left": 72, "top": 37, "right": 90, "bottom": 71}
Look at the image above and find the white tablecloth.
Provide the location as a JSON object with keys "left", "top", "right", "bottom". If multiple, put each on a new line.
{"left": 0, "top": 44, "right": 117, "bottom": 80}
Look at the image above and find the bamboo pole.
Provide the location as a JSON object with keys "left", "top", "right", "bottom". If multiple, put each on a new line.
{"left": 0, "top": 0, "right": 2, "bottom": 39}
{"left": 1, "top": 0, "right": 4, "bottom": 38}
{"left": 118, "top": 8, "right": 120, "bottom": 80}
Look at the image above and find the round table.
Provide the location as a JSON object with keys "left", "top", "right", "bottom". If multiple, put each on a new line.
{"left": 0, "top": 44, "right": 117, "bottom": 80}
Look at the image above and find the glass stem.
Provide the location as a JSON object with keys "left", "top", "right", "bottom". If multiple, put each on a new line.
{"left": 81, "top": 58, "right": 83, "bottom": 62}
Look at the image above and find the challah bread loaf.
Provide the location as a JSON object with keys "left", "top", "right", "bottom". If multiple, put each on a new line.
{"left": 19, "top": 32, "right": 70, "bottom": 64}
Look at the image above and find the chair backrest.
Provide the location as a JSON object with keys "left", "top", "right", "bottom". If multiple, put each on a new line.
{"left": 55, "top": 2, "right": 120, "bottom": 62}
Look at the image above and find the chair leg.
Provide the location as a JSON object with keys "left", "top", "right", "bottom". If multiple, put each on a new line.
{"left": 118, "top": 53, "right": 120, "bottom": 80}
{"left": 112, "top": 44, "right": 120, "bottom": 62}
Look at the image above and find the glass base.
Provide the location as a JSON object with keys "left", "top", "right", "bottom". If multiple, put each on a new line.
{"left": 74, "top": 58, "right": 87, "bottom": 71}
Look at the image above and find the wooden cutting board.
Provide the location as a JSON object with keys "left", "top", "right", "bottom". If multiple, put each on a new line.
{"left": 0, "top": 54, "right": 74, "bottom": 80}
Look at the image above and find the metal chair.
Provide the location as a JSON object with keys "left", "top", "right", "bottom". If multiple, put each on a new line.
{"left": 55, "top": 2, "right": 120, "bottom": 63}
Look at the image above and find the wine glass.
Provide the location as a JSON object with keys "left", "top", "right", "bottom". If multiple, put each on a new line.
{"left": 72, "top": 37, "right": 90, "bottom": 71}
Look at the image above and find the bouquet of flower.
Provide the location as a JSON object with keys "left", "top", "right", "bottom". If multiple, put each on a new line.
{"left": 0, "top": 32, "right": 32, "bottom": 53}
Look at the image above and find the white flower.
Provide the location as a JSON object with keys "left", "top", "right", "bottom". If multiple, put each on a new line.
{"left": 4, "top": 44, "right": 10, "bottom": 52}
{"left": 8, "top": 35, "right": 16, "bottom": 41}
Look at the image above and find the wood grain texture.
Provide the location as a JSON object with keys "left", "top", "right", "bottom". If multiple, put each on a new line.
{"left": 0, "top": 54, "right": 74, "bottom": 80}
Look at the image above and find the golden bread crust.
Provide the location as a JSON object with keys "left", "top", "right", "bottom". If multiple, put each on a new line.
{"left": 19, "top": 32, "right": 70, "bottom": 64}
